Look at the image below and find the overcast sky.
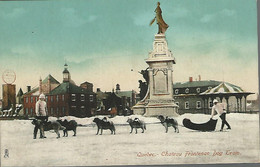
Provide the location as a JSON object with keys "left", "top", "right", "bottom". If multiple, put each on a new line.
{"left": 0, "top": 0, "right": 258, "bottom": 99}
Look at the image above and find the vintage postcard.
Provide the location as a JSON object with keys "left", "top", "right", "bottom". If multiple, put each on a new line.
{"left": 0, "top": 0, "right": 259, "bottom": 166}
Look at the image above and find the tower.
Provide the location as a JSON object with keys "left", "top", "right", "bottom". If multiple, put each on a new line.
{"left": 63, "top": 63, "right": 70, "bottom": 83}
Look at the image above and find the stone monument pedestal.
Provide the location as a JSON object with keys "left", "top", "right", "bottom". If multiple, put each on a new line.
{"left": 133, "top": 34, "right": 179, "bottom": 117}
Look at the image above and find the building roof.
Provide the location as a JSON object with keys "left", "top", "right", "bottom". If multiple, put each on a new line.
{"left": 200, "top": 82, "right": 253, "bottom": 95}
{"left": 49, "top": 82, "right": 94, "bottom": 95}
{"left": 115, "top": 91, "right": 133, "bottom": 98}
{"left": 24, "top": 87, "right": 39, "bottom": 96}
{"left": 81, "top": 81, "right": 93, "bottom": 85}
{"left": 173, "top": 80, "right": 221, "bottom": 88}
{"left": 42, "top": 74, "right": 60, "bottom": 85}
{"left": 63, "top": 68, "right": 69, "bottom": 74}
{"left": 96, "top": 91, "right": 109, "bottom": 100}
{"left": 17, "top": 88, "right": 24, "bottom": 97}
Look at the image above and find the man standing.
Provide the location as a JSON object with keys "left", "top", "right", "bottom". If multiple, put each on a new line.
{"left": 34, "top": 93, "right": 48, "bottom": 139}
{"left": 211, "top": 99, "right": 231, "bottom": 131}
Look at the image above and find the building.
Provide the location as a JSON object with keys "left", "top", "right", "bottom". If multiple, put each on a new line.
{"left": 95, "top": 84, "right": 136, "bottom": 116}
{"left": 95, "top": 88, "right": 110, "bottom": 115}
{"left": 23, "top": 64, "right": 96, "bottom": 118}
{"left": 80, "top": 81, "right": 93, "bottom": 92}
{"left": 173, "top": 77, "right": 255, "bottom": 114}
{"left": 16, "top": 88, "right": 24, "bottom": 104}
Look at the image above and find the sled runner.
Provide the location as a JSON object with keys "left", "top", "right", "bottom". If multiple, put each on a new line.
{"left": 183, "top": 118, "right": 218, "bottom": 131}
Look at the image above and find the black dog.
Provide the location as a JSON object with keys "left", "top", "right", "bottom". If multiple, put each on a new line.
{"left": 93, "top": 118, "right": 115, "bottom": 135}
{"left": 157, "top": 115, "right": 179, "bottom": 133}
{"left": 57, "top": 120, "right": 77, "bottom": 137}
{"left": 32, "top": 119, "right": 65, "bottom": 138}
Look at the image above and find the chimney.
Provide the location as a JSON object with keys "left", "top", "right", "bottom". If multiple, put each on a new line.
{"left": 198, "top": 75, "right": 201, "bottom": 81}
{"left": 27, "top": 86, "right": 31, "bottom": 92}
{"left": 97, "top": 88, "right": 101, "bottom": 92}
{"left": 189, "top": 77, "right": 193, "bottom": 82}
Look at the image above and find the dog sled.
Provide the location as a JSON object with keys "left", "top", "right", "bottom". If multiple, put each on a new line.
{"left": 183, "top": 118, "right": 218, "bottom": 131}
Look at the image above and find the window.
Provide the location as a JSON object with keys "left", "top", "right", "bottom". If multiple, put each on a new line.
{"left": 89, "top": 95, "right": 94, "bottom": 102}
{"left": 209, "top": 100, "right": 213, "bottom": 108}
{"left": 81, "top": 94, "right": 85, "bottom": 101}
{"left": 56, "top": 95, "right": 59, "bottom": 102}
{"left": 175, "top": 89, "right": 179, "bottom": 95}
{"left": 45, "top": 96, "right": 48, "bottom": 101}
{"left": 196, "top": 88, "right": 200, "bottom": 93}
{"left": 185, "top": 101, "right": 189, "bottom": 109}
{"left": 196, "top": 101, "right": 201, "bottom": 109}
{"left": 185, "top": 88, "right": 189, "bottom": 94}
{"left": 72, "top": 94, "right": 76, "bottom": 102}
{"left": 51, "top": 96, "right": 53, "bottom": 102}
{"left": 62, "top": 95, "right": 65, "bottom": 101}
{"left": 175, "top": 102, "right": 179, "bottom": 106}
{"left": 36, "top": 97, "right": 38, "bottom": 101}
{"left": 81, "top": 106, "right": 85, "bottom": 109}
{"left": 25, "top": 108, "right": 28, "bottom": 115}
{"left": 51, "top": 108, "right": 53, "bottom": 115}
{"left": 30, "top": 108, "right": 33, "bottom": 116}
{"left": 26, "top": 97, "right": 28, "bottom": 103}
{"left": 30, "top": 97, "right": 33, "bottom": 103}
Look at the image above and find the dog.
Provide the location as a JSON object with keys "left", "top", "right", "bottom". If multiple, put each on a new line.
{"left": 157, "top": 115, "right": 179, "bottom": 133}
{"left": 57, "top": 119, "right": 77, "bottom": 137}
{"left": 93, "top": 117, "right": 115, "bottom": 135}
{"left": 32, "top": 119, "right": 65, "bottom": 138}
{"left": 127, "top": 118, "right": 146, "bottom": 134}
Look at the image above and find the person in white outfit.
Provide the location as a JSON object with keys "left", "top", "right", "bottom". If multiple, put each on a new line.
{"left": 34, "top": 94, "right": 48, "bottom": 139}
{"left": 211, "top": 99, "right": 231, "bottom": 131}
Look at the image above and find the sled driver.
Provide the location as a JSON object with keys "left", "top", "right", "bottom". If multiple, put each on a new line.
{"left": 34, "top": 93, "right": 48, "bottom": 139}
{"left": 211, "top": 99, "right": 231, "bottom": 131}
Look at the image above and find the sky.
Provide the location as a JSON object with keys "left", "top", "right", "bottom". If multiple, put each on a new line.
{"left": 0, "top": 0, "right": 258, "bottom": 99}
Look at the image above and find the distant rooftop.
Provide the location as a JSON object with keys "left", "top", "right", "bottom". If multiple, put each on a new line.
{"left": 42, "top": 74, "right": 60, "bottom": 85}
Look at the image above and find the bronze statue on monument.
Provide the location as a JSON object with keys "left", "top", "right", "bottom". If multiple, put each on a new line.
{"left": 150, "top": 2, "right": 169, "bottom": 34}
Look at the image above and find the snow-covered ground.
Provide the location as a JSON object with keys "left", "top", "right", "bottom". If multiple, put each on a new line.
{"left": 1, "top": 113, "right": 259, "bottom": 166}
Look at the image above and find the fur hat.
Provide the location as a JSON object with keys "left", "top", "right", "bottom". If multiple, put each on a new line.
{"left": 39, "top": 93, "right": 45, "bottom": 99}
{"left": 213, "top": 99, "right": 218, "bottom": 104}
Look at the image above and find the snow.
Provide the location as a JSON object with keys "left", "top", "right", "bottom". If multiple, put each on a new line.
{"left": 1, "top": 113, "right": 259, "bottom": 166}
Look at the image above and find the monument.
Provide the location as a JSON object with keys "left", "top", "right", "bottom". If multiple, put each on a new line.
{"left": 133, "top": 2, "right": 179, "bottom": 117}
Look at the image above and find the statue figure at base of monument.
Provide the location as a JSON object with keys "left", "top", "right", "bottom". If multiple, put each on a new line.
{"left": 138, "top": 80, "right": 148, "bottom": 101}
{"left": 150, "top": 2, "right": 169, "bottom": 34}
{"left": 138, "top": 68, "right": 149, "bottom": 84}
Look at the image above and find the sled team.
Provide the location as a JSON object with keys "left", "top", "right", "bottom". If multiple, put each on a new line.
{"left": 32, "top": 94, "right": 231, "bottom": 139}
